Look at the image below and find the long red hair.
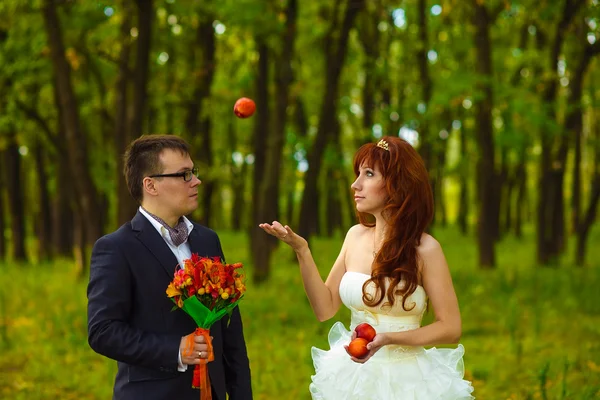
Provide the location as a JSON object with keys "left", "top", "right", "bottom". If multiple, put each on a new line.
{"left": 352, "top": 136, "right": 434, "bottom": 311}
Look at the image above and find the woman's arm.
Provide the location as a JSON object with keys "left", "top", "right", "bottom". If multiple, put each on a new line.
{"left": 389, "top": 236, "right": 462, "bottom": 344}
{"left": 295, "top": 240, "right": 347, "bottom": 321}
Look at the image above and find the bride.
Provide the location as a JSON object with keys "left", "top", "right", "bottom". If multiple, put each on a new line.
{"left": 260, "top": 136, "right": 474, "bottom": 399}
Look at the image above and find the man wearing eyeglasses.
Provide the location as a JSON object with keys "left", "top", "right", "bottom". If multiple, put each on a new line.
{"left": 87, "top": 135, "right": 252, "bottom": 400}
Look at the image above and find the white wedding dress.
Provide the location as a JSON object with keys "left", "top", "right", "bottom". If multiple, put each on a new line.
{"left": 310, "top": 271, "right": 475, "bottom": 399}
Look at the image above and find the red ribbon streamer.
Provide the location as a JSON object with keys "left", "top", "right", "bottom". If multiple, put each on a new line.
{"left": 185, "top": 327, "right": 214, "bottom": 400}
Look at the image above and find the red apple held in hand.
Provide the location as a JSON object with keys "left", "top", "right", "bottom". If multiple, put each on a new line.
{"left": 233, "top": 97, "right": 256, "bottom": 118}
{"left": 355, "top": 323, "right": 376, "bottom": 342}
{"left": 347, "top": 338, "right": 370, "bottom": 359}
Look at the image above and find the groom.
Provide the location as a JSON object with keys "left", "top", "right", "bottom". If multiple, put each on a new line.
{"left": 87, "top": 135, "right": 252, "bottom": 400}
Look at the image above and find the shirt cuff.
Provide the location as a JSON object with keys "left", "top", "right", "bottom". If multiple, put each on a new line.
{"left": 177, "top": 349, "right": 188, "bottom": 372}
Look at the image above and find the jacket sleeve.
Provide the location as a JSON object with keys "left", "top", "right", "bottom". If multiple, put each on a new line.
{"left": 87, "top": 235, "right": 182, "bottom": 371}
{"left": 215, "top": 234, "right": 253, "bottom": 399}
{"left": 222, "top": 307, "right": 253, "bottom": 399}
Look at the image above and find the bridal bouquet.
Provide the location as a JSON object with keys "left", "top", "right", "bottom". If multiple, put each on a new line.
{"left": 166, "top": 253, "right": 246, "bottom": 400}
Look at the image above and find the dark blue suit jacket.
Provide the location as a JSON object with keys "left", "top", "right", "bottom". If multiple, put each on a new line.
{"left": 87, "top": 211, "right": 252, "bottom": 400}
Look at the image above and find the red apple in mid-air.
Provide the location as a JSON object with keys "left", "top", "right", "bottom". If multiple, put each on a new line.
{"left": 347, "top": 338, "right": 370, "bottom": 359}
{"left": 234, "top": 97, "right": 256, "bottom": 118}
{"left": 355, "top": 323, "right": 376, "bottom": 342}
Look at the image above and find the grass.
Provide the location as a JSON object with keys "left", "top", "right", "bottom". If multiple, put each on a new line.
{"left": 0, "top": 225, "right": 599, "bottom": 399}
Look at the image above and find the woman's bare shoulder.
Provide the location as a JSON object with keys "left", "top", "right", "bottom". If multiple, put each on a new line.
{"left": 346, "top": 223, "right": 371, "bottom": 237}
{"left": 418, "top": 233, "right": 442, "bottom": 254}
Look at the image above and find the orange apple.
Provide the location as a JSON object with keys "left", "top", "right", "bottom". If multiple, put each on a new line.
{"left": 233, "top": 97, "right": 256, "bottom": 118}
{"left": 355, "top": 323, "right": 376, "bottom": 342}
{"left": 347, "top": 337, "right": 370, "bottom": 359}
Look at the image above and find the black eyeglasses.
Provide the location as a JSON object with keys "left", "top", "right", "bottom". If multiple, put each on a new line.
{"left": 149, "top": 167, "right": 199, "bottom": 182}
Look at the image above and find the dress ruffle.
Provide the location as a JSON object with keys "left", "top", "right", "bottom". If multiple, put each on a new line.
{"left": 309, "top": 322, "right": 475, "bottom": 400}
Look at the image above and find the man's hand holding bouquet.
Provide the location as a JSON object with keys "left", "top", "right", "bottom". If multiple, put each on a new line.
{"left": 166, "top": 253, "right": 246, "bottom": 400}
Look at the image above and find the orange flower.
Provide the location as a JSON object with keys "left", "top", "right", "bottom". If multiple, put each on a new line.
{"left": 166, "top": 282, "right": 182, "bottom": 298}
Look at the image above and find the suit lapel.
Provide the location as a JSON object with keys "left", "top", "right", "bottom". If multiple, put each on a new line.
{"left": 131, "top": 211, "right": 180, "bottom": 278}
{"left": 187, "top": 226, "right": 216, "bottom": 258}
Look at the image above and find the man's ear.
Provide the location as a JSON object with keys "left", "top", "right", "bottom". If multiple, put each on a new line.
{"left": 143, "top": 177, "right": 158, "bottom": 196}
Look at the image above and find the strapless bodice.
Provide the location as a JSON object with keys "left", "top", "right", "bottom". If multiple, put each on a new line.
{"left": 340, "top": 271, "right": 427, "bottom": 325}
{"left": 339, "top": 271, "right": 427, "bottom": 360}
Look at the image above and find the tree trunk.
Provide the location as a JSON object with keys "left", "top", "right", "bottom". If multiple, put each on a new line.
{"left": 503, "top": 171, "right": 514, "bottom": 237}
{"left": 457, "top": 110, "right": 469, "bottom": 235}
{"left": 387, "top": 75, "right": 405, "bottom": 141}
{"left": 576, "top": 174, "right": 600, "bottom": 266}
{"left": 571, "top": 112, "right": 582, "bottom": 234}
{"left": 325, "top": 122, "right": 345, "bottom": 237}
{"left": 164, "top": 2, "right": 176, "bottom": 135}
{"left": 130, "top": 0, "right": 152, "bottom": 139}
{"left": 416, "top": 0, "right": 436, "bottom": 229}
{"left": 568, "top": 41, "right": 600, "bottom": 231}
{"left": 248, "top": 38, "right": 270, "bottom": 261}
{"left": 285, "top": 190, "right": 295, "bottom": 227}
{"left": 571, "top": 44, "right": 600, "bottom": 264}
{"left": 227, "top": 120, "right": 246, "bottom": 231}
{"left": 4, "top": 132, "right": 27, "bottom": 262}
{"left": 183, "top": 13, "right": 216, "bottom": 225}
{"left": 555, "top": 36, "right": 597, "bottom": 255}
{"left": 435, "top": 116, "right": 451, "bottom": 228}
{"left": 210, "top": 180, "right": 224, "bottom": 229}
{"left": 548, "top": 37, "right": 598, "bottom": 263}
{"left": 416, "top": 0, "right": 433, "bottom": 172}
{"left": 200, "top": 117, "right": 215, "bottom": 226}
{"left": 471, "top": 1, "right": 496, "bottom": 268}
{"left": 496, "top": 147, "right": 509, "bottom": 240}
{"left": 514, "top": 150, "right": 527, "bottom": 239}
{"left": 13, "top": 94, "right": 64, "bottom": 258}
{"left": 52, "top": 157, "right": 74, "bottom": 257}
{"left": 119, "top": 0, "right": 153, "bottom": 225}
{"left": 0, "top": 151, "right": 6, "bottom": 261}
{"left": 339, "top": 135, "right": 356, "bottom": 229}
{"left": 72, "top": 203, "right": 87, "bottom": 278}
{"left": 232, "top": 159, "right": 248, "bottom": 231}
{"left": 357, "top": 3, "right": 380, "bottom": 132}
{"left": 115, "top": 1, "right": 135, "bottom": 226}
{"left": 503, "top": 24, "right": 530, "bottom": 239}
{"left": 576, "top": 137, "right": 600, "bottom": 266}
{"left": 33, "top": 141, "right": 53, "bottom": 261}
{"left": 536, "top": 0, "right": 584, "bottom": 264}
{"left": 326, "top": 171, "right": 344, "bottom": 237}
{"left": 298, "top": 0, "right": 365, "bottom": 241}
{"left": 252, "top": 0, "right": 297, "bottom": 283}
{"left": 14, "top": 94, "right": 65, "bottom": 259}
{"left": 42, "top": 0, "right": 103, "bottom": 260}
{"left": 285, "top": 95, "right": 309, "bottom": 226}
{"left": 436, "top": 146, "right": 448, "bottom": 228}
{"left": 0, "top": 31, "right": 6, "bottom": 260}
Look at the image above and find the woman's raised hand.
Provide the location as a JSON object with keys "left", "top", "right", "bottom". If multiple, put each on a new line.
{"left": 259, "top": 221, "right": 308, "bottom": 252}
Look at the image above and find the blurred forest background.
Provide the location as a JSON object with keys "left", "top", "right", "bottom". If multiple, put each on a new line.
{"left": 1, "top": 0, "right": 600, "bottom": 399}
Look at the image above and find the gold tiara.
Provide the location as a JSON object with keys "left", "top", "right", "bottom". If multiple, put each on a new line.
{"left": 376, "top": 139, "right": 389, "bottom": 151}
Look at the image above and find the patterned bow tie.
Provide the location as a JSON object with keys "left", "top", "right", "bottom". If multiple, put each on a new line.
{"left": 143, "top": 208, "right": 189, "bottom": 246}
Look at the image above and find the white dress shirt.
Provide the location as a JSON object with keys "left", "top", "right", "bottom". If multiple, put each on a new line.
{"left": 138, "top": 206, "right": 194, "bottom": 372}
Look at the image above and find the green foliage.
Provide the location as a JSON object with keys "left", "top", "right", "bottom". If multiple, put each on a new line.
{"left": 1, "top": 0, "right": 599, "bottom": 237}
{"left": 1, "top": 227, "right": 599, "bottom": 399}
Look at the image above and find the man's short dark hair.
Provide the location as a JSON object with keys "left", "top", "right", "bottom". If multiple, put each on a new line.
{"left": 124, "top": 135, "right": 191, "bottom": 203}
